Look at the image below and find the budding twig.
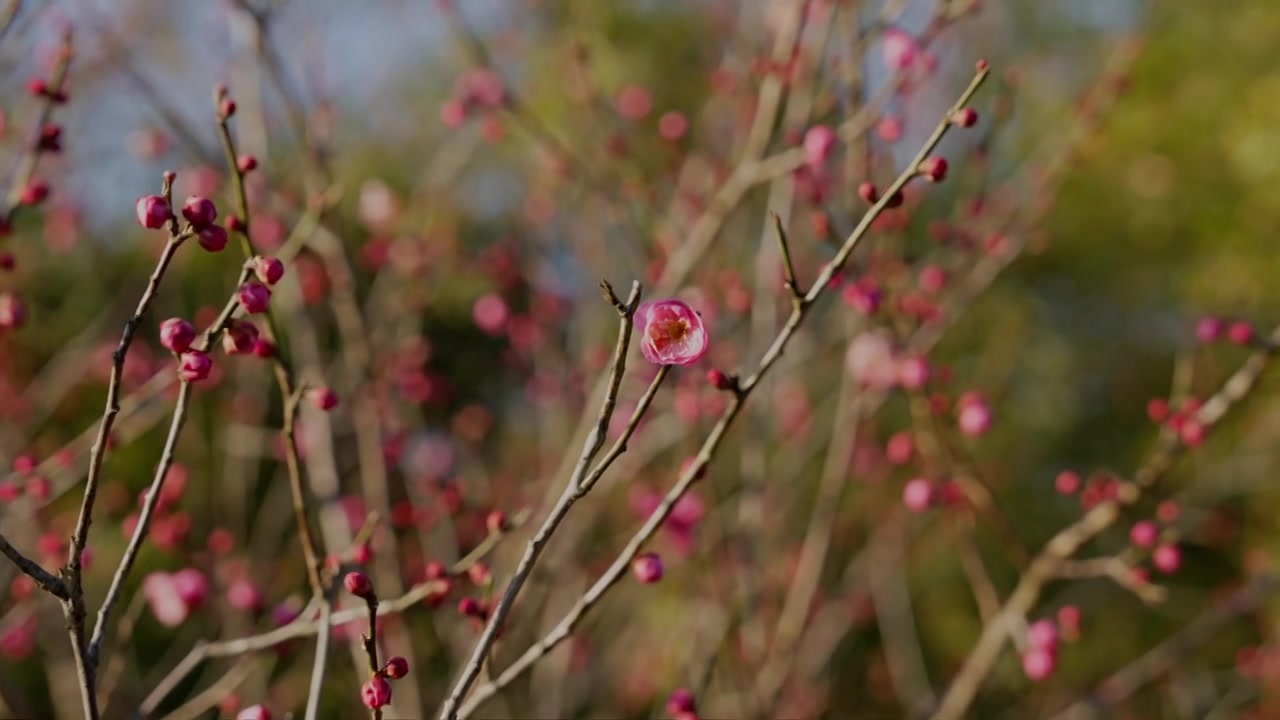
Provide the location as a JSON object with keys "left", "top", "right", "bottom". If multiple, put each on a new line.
{"left": 438, "top": 280, "right": 648, "bottom": 720}
{"left": 931, "top": 321, "right": 1280, "bottom": 720}
{"left": 451, "top": 60, "right": 994, "bottom": 720}
{"left": 139, "top": 512, "right": 529, "bottom": 715}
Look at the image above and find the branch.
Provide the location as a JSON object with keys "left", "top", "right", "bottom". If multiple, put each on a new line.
{"left": 139, "top": 511, "right": 527, "bottom": 716}
{"left": 451, "top": 63, "right": 994, "bottom": 720}
{"left": 0, "top": 532, "right": 65, "bottom": 598}
{"left": 438, "top": 280, "right": 646, "bottom": 719}
{"left": 1049, "top": 573, "right": 1280, "bottom": 719}
{"left": 931, "top": 322, "right": 1280, "bottom": 720}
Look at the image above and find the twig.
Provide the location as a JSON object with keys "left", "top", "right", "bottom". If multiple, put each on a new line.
{"left": 1049, "top": 573, "right": 1280, "bottom": 720}
{"left": 772, "top": 212, "right": 804, "bottom": 304}
{"left": 1053, "top": 556, "right": 1167, "bottom": 605}
{"left": 0, "top": 532, "right": 65, "bottom": 598}
{"left": 60, "top": 169, "right": 191, "bottom": 720}
{"left": 931, "top": 322, "right": 1280, "bottom": 720}
{"left": 139, "top": 511, "right": 528, "bottom": 715}
{"left": 156, "top": 657, "right": 256, "bottom": 720}
{"left": 215, "top": 90, "right": 334, "bottom": 719}
{"left": 438, "top": 281, "right": 647, "bottom": 719}
{"left": 359, "top": 590, "right": 382, "bottom": 720}
{"left": 451, "top": 63, "right": 994, "bottom": 720}
{"left": 88, "top": 382, "right": 194, "bottom": 666}
{"left": 2, "top": 28, "right": 71, "bottom": 225}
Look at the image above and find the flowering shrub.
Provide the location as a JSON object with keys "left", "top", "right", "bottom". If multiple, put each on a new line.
{"left": 0, "top": 2, "right": 1277, "bottom": 720}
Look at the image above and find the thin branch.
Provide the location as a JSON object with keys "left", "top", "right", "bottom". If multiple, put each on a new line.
{"left": 1052, "top": 556, "right": 1167, "bottom": 605}
{"left": 438, "top": 280, "right": 646, "bottom": 719}
{"left": 2, "top": 28, "right": 71, "bottom": 224}
{"left": 1049, "top": 573, "right": 1280, "bottom": 720}
{"left": 772, "top": 212, "right": 804, "bottom": 303}
{"left": 931, "top": 322, "right": 1280, "bottom": 720}
{"left": 88, "top": 382, "right": 194, "bottom": 666}
{"left": 139, "top": 511, "right": 528, "bottom": 716}
{"left": 0, "top": 532, "right": 65, "bottom": 598}
{"left": 451, "top": 64, "right": 994, "bottom": 720}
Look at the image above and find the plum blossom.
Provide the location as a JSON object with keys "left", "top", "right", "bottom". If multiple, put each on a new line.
{"left": 635, "top": 299, "right": 709, "bottom": 366}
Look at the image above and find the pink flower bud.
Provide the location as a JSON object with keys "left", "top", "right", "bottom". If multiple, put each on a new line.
{"left": 902, "top": 478, "right": 934, "bottom": 512}
{"left": 886, "top": 432, "right": 914, "bottom": 465}
{"left": 159, "top": 318, "right": 196, "bottom": 353}
{"left": 957, "top": 397, "right": 992, "bottom": 437}
{"left": 440, "top": 98, "right": 467, "bottom": 127}
{"left": 0, "top": 292, "right": 27, "bottom": 331}
{"left": 344, "top": 571, "right": 373, "bottom": 599}
{"left": 222, "top": 320, "right": 260, "bottom": 355}
{"left": 236, "top": 705, "right": 272, "bottom": 720}
{"left": 226, "top": 216, "right": 246, "bottom": 233}
{"left": 254, "top": 257, "right": 284, "bottom": 285}
{"left": 143, "top": 572, "right": 190, "bottom": 627}
{"left": 383, "top": 655, "right": 409, "bottom": 679}
{"left": 227, "top": 577, "right": 264, "bottom": 613}
{"left": 136, "top": 194, "right": 171, "bottom": 228}
{"left": 198, "top": 224, "right": 228, "bottom": 252}
{"left": 667, "top": 689, "right": 696, "bottom": 716}
{"left": 1195, "top": 316, "right": 1224, "bottom": 343}
{"left": 707, "top": 369, "right": 734, "bottom": 391}
{"left": 1152, "top": 544, "right": 1181, "bottom": 574}
{"left": 952, "top": 108, "right": 979, "bottom": 127}
{"left": 308, "top": 386, "right": 339, "bottom": 411}
{"left": 614, "top": 84, "right": 652, "bottom": 120}
{"left": 1227, "top": 321, "right": 1255, "bottom": 346}
{"left": 178, "top": 351, "right": 213, "bottom": 383}
{"left": 658, "top": 111, "right": 688, "bottom": 141}
{"left": 237, "top": 154, "right": 258, "bottom": 173}
{"left": 632, "top": 552, "right": 664, "bottom": 583}
{"left": 857, "top": 182, "right": 879, "bottom": 204}
{"left": 1026, "top": 619, "right": 1059, "bottom": 651}
{"left": 802, "top": 125, "right": 837, "bottom": 171}
{"left": 237, "top": 282, "right": 271, "bottom": 314}
{"left": 1057, "top": 605, "right": 1082, "bottom": 639}
{"left": 361, "top": 675, "right": 393, "bottom": 709}
{"left": 918, "top": 265, "right": 947, "bottom": 293}
{"left": 918, "top": 156, "right": 948, "bottom": 182}
{"left": 1022, "top": 646, "right": 1056, "bottom": 681}
{"left": 18, "top": 181, "right": 49, "bottom": 206}
{"left": 458, "top": 596, "right": 482, "bottom": 617}
{"left": 876, "top": 116, "right": 904, "bottom": 142}
{"left": 220, "top": 98, "right": 237, "bottom": 118}
{"left": 1157, "top": 500, "right": 1180, "bottom": 524}
{"left": 881, "top": 28, "right": 919, "bottom": 71}
{"left": 1054, "top": 471, "right": 1081, "bottom": 495}
{"left": 37, "top": 123, "right": 62, "bottom": 152}
{"left": 252, "top": 338, "right": 277, "bottom": 358}
{"left": 897, "top": 356, "right": 930, "bottom": 390}
{"left": 181, "top": 196, "right": 217, "bottom": 229}
{"left": 635, "top": 299, "right": 709, "bottom": 366}
{"left": 1129, "top": 520, "right": 1159, "bottom": 548}
{"left": 172, "top": 568, "right": 209, "bottom": 610}
{"left": 472, "top": 293, "right": 509, "bottom": 335}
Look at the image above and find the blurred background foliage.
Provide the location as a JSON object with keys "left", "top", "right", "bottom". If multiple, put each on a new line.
{"left": 1, "top": 0, "right": 1279, "bottom": 718}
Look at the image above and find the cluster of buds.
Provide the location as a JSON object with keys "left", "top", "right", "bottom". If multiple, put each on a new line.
{"left": 1195, "top": 316, "right": 1257, "bottom": 347}
{"left": 361, "top": 654, "right": 410, "bottom": 710}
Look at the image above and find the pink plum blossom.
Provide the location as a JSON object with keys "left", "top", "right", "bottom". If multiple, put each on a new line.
{"left": 635, "top": 299, "right": 709, "bottom": 366}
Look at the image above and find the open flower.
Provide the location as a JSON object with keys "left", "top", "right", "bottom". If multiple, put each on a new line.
{"left": 635, "top": 299, "right": 708, "bottom": 366}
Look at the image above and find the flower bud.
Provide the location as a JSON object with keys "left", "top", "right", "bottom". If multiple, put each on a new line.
{"left": 237, "top": 282, "right": 271, "bottom": 314}
{"left": 181, "top": 196, "right": 217, "bottom": 229}
{"left": 159, "top": 318, "right": 197, "bottom": 354}
{"left": 198, "top": 224, "right": 228, "bottom": 252}
{"left": 178, "top": 351, "right": 213, "bottom": 383}
{"left": 343, "top": 571, "right": 373, "bottom": 599}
